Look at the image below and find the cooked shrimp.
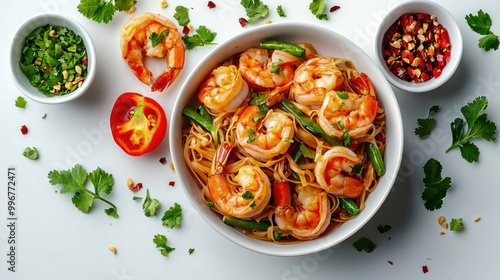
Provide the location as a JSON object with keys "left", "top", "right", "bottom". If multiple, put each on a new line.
{"left": 314, "top": 146, "right": 365, "bottom": 198}
{"left": 238, "top": 48, "right": 294, "bottom": 90}
{"left": 289, "top": 56, "right": 345, "bottom": 108}
{"left": 318, "top": 90, "right": 378, "bottom": 139}
{"left": 273, "top": 181, "right": 330, "bottom": 240}
{"left": 236, "top": 105, "right": 294, "bottom": 162}
{"left": 197, "top": 65, "right": 249, "bottom": 113}
{"left": 120, "top": 12, "right": 185, "bottom": 92}
{"left": 207, "top": 142, "right": 271, "bottom": 219}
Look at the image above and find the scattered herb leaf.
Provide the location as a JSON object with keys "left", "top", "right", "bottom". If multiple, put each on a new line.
{"left": 15, "top": 96, "right": 27, "bottom": 108}
{"left": 415, "top": 105, "right": 440, "bottom": 137}
{"left": 77, "top": 0, "right": 136, "bottom": 24}
{"left": 277, "top": 5, "right": 286, "bottom": 17}
{"left": 132, "top": 196, "right": 142, "bottom": 201}
{"left": 22, "top": 147, "right": 39, "bottom": 160}
{"left": 445, "top": 96, "right": 496, "bottom": 163}
{"left": 182, "top": 25, "right": 217, "bottom": 50}
{"left": 188, "top": 248, "right": 195, "bottom": 255}
{"left": 377, "top": 224, "right": 392, "bottom": 233}
{"left": 421, "top": 158, "right": 451, "bottom": 211}
{"left": 240, "top": 0, "right": 269, "bottom": 24}
{"left": 309, "top": 0, "right": 328, "bottom": 20}
{"left": 149, "top": 29, "right": 169, "bottom": 48}
{"left": 174, "top": 5, "right": 190, "bottom": 26}
{"left": 48, "top": 165, "right": 118, "bottom": 218}
{"left": 465, "top": 10, "right": 499, "bottom": 51}
{"left": 450, "top": 218, "right": 464, "bottom": 231}
{"left": 353, "top": 237, "right": 376, "bottom": 253}
{"left": 161, "top": 203, "right": 182, "bottom": 228}
{"left": 143, "top": 189, "right": 160, "bottom": 217}
{"left": 153, "top": 234, "right": 175, "bottom": 257}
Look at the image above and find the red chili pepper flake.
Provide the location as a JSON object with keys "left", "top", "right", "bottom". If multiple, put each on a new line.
{"left": 20, "top": 125, "right": 28, "bottom": 135}
{"left": 130, "top": 183, "right": 143, "bottom": 192}
{"left": 159, "top": 157, "right": 167, "bottom": 165}
{"left": 330, "top": 5, "right": 340, "bottom": 12}
{"left": 382, "top": 13, "right": 451, "bottom": 83}
{"left": 388, "top": 260, "right": 394, "bottom": 265}
{"left": 82, "top": 59, "right": 87, "bottom": 65}
{"left": 168, "top": 181, "right": 175, "bottom": 187}
{"left": 207, "top": 1, "right": 216, "bottom": 8}
{"left": 239, "top": 18, "right": 248, "bottom": 28}
{"left": 422, "top": 265, "right": 429, "bottom": 274}
{"left": 182, "top": 25, "right": 190, "bottom": 35}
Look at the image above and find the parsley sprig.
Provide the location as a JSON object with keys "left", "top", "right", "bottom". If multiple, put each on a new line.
{"left": 352, "top": 237, "right": 376, "bottom": 253}
{"left": 421, "top": 158, "right": 451, "bottom": 211}
{"left": 153, "top": 234, "right": 175, "bottom": 257}
{"left": 161, "top": 203, "right": 182, "bottom": 228}
{"left": 415, "top": 105, "right": 440, "bottom": 137}
{"left": 240, "top": 0, "right": 269, "bottom": 24}
{"left": 143, "top": 189, "right": 160, "bottom": 217}
{"left": 48, "top": 164, "right": 118, "bottom": 218}
{"left": 445, "top": 96, "right": 497, "bottom": 163}
{"left": 465, "top": 10, "right": 499, "bottom": 51}
{"left": 183, "top": 26, "right": 217, "bottom": 50}
{"left": 77, "top": 0, "right": 136, "bottom": 24}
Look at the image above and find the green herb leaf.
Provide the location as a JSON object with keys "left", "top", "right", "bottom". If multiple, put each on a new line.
{"left": 352, "top": 237, "right": 376, "bottom": 253}
{"left": 15, "top": 96, "right": 27, "bottom": 108}
{"left": 299, "top": 143, "right": 315, "bottom": 160}
{"left": 240, "top": 0, "right": 269, "bottom": 24}
{"left": 47, "top": 165, "right": 118, "bottom": 217}
{"left": 446, "top": 96, "right": 497, "bottom": 162}
{"left": 465, "top": 10, "right": 500, "bottom": 51}
{"left": 277, "top": 5, "right": 286, "bottom": 17}
{"left": 161, "top": 203, "right": 182, "bottom": 228}
{"left": 77, "top": 0, "right": 136, "bottom": 24}
{"left": 149, "top": 29, "right": 169, "bottom": 48}
{"left": 415, "top": 105, "right": 440, "bottom": 137}
{"left": 421, "top": 158, "right": 451, "bottom": 211}
{"left": 188, "top": 248, "right": 195, "bottom": 255}
{"left": 153, "top": 234, "right": 175, "bottom": 257}
{"left": 143, "top": 189, "right": 160, "bottom": 217}
{"left": 174, "top": 5, "right": 190, "bottom": 26}
{"left": 182, "top": 25, "right": 217, "bottom": 50}
{"left": 22, "top": 147, "right": 39, "bottom": 160}
{"left": 336, "top": 91, "right": 349, "bottom": 99}
{"left": 351, "top": 163, "right": 364, "bottom": 175}
{"left": 309, "top": 0, "right": 328, "bottom": 20}
{"left": 450, "top": 218, "right": 464, "bottom": 231}
{"left": 242, "top": 190, "right": 254, "bottom": 200}
{"left": 377, "top": 224, "right": 392, "bottom": 233}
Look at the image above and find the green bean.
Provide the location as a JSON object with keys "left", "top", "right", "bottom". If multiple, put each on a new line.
{"left": 367, "top": 142, "right": 386, "bottom": 176}
{"left": 182, "top": 107, "right": 214, "bottom": 133}
{"left": 339, "top": 198, "right": 360, "bottom": 216}
{"left": 222, "top": 216, "right": 271, "bottom": 231}
{"left": 260, "top": 40, "right": 306, "bottom": 58}
{"left": 278, "top": 98, "right": 339, "bottom": 146}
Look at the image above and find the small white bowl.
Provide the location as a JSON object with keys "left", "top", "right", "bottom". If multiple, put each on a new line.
{"left": 10, "top": 14, "right": 96, "bottom": 104}
{"left": 374, "top": 0, "right": 463, "bottom": 93}
{"left": 170, "top": 22, "right": 404, "bottom": 256}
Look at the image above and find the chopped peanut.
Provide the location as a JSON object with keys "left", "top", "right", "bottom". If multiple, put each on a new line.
{"left": 108, "top": 246, "right": 117, "bottom": 254}
{"left": 160, "top": 0, "right": 168, "bottom": 8}
{"left": 473, "top": 216, "right": 481, "bottom": 222}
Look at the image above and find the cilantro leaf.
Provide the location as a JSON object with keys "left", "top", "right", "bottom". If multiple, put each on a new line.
{"left": 149, "top": 30, "right": 169, "bottom": 48}
{"left": 182, "top": 25, "right": 217, "bottom": 50}
{"left": 446, "top": 96, "right": 497, "bottom": 162}
{"left": 153, "top": 234, "right": 175, "bottom": 257}
{"left": 465, "top": 10, "right": 500, "bottom": 51}
{"left": 299, "top": 143, "right": 315, "bottom": 159}
{"left": 240, "top": 0, "right": 269, "bottom": 24}
{"left": 161, "top": 203, "right": 182, "bottom": 228}
{"left": 22, "top": 147, "right": 39, "bottom": 160}
{"left": 377, "top": 225, "right": 392, "bottom": 234}
{"left": 174, "top": 5, "right": 190, "bottom": 26}
{"left": 77, "top": 0, "right": 136, "bottom": 24}
{"left": 309, "top": 0, "right": 328, "bottom": 21}
{"left": 188, "top": 248, "right": 195, "bottom": 255}
{"left": 143, "top": 189, "right": 160, "bottom": 217}
{"left": 48, "top": 165, "right": 118, "bottom": 217}
{"left": 421, "top": 158, "right": 451, "bottom": 211}
{"left": 415, "top": 105, "right": 440, "bottom": 137}
{"left": 450, "top": 218, "right": 464, "bottom": 231}
{"left": 15, "top": 96, "right": 27, "bottom": 108}
{"left": 352, "top": 237, "right": 376, "bottom": 253}
{"left": 277, "top": 5, "right": 286, "bottom": 17}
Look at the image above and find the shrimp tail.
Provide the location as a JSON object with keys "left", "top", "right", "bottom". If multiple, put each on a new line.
{"left": 151, "top": 45, "right": 185, "bottom": 92}
{"left": 349, "top": 72, "right": 375, "bottom": 97}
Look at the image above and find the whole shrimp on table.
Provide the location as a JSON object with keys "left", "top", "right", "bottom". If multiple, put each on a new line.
{"left": 207, "top": 142, "right": 272, "bottom": 219}
{"left": 120, "top": 12, "right": 185, "bottom": 92}
{"left": 273, "top": 181, "right": 331, "bottom": 240}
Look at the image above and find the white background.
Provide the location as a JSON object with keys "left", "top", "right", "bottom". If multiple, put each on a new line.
{"left": 1, "top": 0, "right": 499, "bottom": 279}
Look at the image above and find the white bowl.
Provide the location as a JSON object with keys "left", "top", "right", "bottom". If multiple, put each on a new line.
{"left": 170, "top": 22, "right": 404, "bottom": 256}
{"left": 374, "top": 0, "right": 463, "bottom": 93}
{"left": 10, "top": 14, "right": 96, "bottom": 104}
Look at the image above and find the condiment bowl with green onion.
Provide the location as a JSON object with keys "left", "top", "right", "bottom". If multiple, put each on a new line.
{"left": 10, "top": 14, "right": 96, "bottom": 104}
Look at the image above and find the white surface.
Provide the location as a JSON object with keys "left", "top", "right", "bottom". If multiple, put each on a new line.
{"left": 1, "top": 0, "right": 499, "bottom": 279}
{"left": 170, "top": 22, "right": 404, "bottom": 257}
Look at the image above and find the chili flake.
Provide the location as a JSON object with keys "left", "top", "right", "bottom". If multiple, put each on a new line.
{"left": 239, "top": 18, "right": 248, "bottom": 27}
{"left": 382, "top": 13, "right": 451, "bottom": 83}
{"left": 330, "top": 6, "right": 340, "bottom": 12}
{"left": 207, "top": 1, "right": 216, "bottom": 9}
{"left": 422, "top": 265, "right": 429, "bottom": 274}
{"left": 20, "top": 125, "right": 28, "bottom": 135}
{"left": 130, "top": 182, "right": 143, "bottom": 192}
{"left": 159, "top": 156, "right": 167, "bottom": 165}
{"left": 168, "top": 181, "right": 175, "bottom": 187}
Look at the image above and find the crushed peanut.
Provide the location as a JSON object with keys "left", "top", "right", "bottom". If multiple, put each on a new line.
{"left": 126, "top": 178, "right": 134, "bottom": 189}
{"left": 473, "top": 216, "right": 481, "bottom": 222}
{"left": 75, "top": 65, "right": 82, "bottom": 75}
{"left": 49, "top": 30, "right": 56, "bottom": 37}
{"left": 437, "top": 215, "right": 445, "bottom": 225}
{"left": 127, "top": 6, "right": 136, "bottom": 13}
{"left": 439, "top": 231, "right": 446, "bottom": 235}
{"left": 108, "top": 246, "right": 117, "bottom": 254}
{"left": 160, "top": 0, "right": 168, "bottom": 8}
{"left": 170, "top": 162, "right": 175, "bottom": 171}
{"left": 265, "top": 19, "right": 272, "bottom": 24}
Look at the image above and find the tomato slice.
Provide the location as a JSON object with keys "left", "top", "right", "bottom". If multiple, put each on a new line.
{"left": 110, "top": 92, "right": 167, "bottom": 156}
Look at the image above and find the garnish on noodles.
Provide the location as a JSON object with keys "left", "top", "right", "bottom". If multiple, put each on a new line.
{"left": 181, "top": 40, "right": 386, "bottom": 242}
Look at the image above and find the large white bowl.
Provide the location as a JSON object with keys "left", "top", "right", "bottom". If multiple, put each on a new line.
{"left": 10, "top": 14, "right": 96, "bottom": 104}
{"left": 170, "top": 22, "right": 404, "bottom": 256}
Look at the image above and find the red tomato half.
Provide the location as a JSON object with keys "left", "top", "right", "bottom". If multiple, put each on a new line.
{"left": 110, "top": 92, "right": 167, "bottom": 156}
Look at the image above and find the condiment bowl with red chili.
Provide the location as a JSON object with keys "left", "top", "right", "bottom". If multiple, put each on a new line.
{"left": 10, "top": 14, "right": 96, "bottom": 104}
{"left": 374, "top": 0, "right": 463, "bottom": 93}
